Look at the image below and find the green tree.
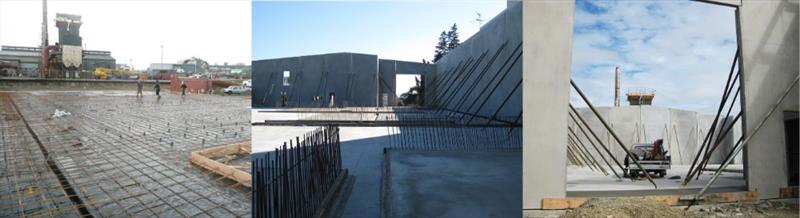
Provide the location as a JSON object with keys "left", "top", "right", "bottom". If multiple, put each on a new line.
{"left": 433, "top": 31, "right": 448, "bottom": 63}
{"left": 446, "top": 23, "right": 460, "bottom": 51}
{"left": 182, "top": 57, "right": 209, "bottom": 74}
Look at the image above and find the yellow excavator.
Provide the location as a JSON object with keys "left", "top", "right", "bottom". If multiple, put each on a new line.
{"left": 93, "top": 67, "right": 112, "bottom": 80}
{"left": 93, "top": 68, "right": 132, "bottom": 80}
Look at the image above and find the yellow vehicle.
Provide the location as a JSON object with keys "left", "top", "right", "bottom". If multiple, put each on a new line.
{"left": 93, "top": 67, "right": 112, "bottom": 80}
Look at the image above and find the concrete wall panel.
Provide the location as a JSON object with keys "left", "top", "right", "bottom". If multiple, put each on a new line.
{"left": 432, "top": 3, "right": 523, "bottom": 121}
{"left": 521, "top": 0, "right": 575, "bottom": 211}
{"left": 738, "top": 0, "right": 799, "bottom": 199}
{"left": 251, "top": 53, "right": 379, "bottom": 108}
{"left": 571, "top": 106, "right": 739, "bottom": 166}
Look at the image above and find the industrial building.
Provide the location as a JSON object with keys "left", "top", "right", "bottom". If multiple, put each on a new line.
{"left": 147, "top": 63, "right": 250, "bottom": 79}
{"left": 0, "top": 1, "right": 117, "bottom": 79}
{"left": 251, "top": 0, "right": 797, "bottom": 217}
{"left": 0, "top": 46, "right": 115, "bottom": 77}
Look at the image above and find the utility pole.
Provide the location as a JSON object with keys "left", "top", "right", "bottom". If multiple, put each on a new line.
{"left": 160, "top": 45, "right": 164, "bottom": 65}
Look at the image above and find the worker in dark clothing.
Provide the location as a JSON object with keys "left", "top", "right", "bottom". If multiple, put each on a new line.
{"left": 180, "top": 81, "right": 188, "bottom": 96}
{"left": 136, "top": 80, "right": 144, "bottom": 97}
{"left": 280, "top": 92, "right": 288, "bottom": 107}
{"left": 154, "top": 80, "right": 161, "bottom": 97}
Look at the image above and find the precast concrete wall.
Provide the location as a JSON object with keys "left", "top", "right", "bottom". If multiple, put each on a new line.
{"left": 252, "top": 53, "right": 379, "bottom": 108}
{"left": 378, "top": 59, "right": 436, "bottom": 106}
{"left": 430, "top": 3, "right": 523, "bottom": 122}
{"left": 737, "top": 0, "right": 799, "bottom": 199}
{"left": 569, "top": 106, "right": 743, "bottom": 166}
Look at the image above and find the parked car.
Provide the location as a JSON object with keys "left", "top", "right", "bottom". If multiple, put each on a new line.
{"left": 223, "top": 86, "right": 247, "bottom": 95}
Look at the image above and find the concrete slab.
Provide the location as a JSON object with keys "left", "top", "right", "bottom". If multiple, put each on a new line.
{"left": 386, "top": 150, "right": 522, "bottom": 218}
{"left": 251, "top": 124, "right": 391, "bottom": 217}
{"left": 0, "top": 90, "right": 250, "bottom": 217}
{"left": 566, "top": 165, "right": 746, "bottom": 197}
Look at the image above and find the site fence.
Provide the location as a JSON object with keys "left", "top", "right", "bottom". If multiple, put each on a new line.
{"left": 252, "top": 125, "right": 343, "bottom": 218}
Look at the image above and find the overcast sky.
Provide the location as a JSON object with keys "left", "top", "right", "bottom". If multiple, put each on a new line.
{"left": 0, "top": 0, "right": 250, "bottom": 70}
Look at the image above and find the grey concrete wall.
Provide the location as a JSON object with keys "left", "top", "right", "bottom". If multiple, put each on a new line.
{"left": 378, "top": 59, "right": 436, "bottom": 106}
{"left": 430, "top": 2, "right": 523, "bottom": 122}
{"left": 569, "top": 106, "right": 742, "bottom": 166}
{"left": 251, "top": 53, "right": 379, "bottom": 108}
{"left": 521, "top": 0, "right": 575, "bottom": 211}
{"left": 737, "top": 0, "right": 799, "bottom": 199}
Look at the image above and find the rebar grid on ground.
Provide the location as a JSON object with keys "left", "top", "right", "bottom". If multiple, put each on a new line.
{"left": 0, "top": 91, "right": 251, "bottom": 217}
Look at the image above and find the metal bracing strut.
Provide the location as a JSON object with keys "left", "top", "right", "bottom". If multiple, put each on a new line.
{"left": 571, "top": 79, "right": 658, "bottom": 188}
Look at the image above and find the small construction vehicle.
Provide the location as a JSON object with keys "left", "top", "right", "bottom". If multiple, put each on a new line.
{"left": 623, "top": 139, "right": 671, "bottom": 178}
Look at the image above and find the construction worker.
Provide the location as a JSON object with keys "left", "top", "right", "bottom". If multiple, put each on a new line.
{"left": 652, "top": 139, "right": 665, "bottom": 159}
{"left": 280, "top": 92, "right": 288, "bottom": 107}
{"left": 136, "top": 80, "right": 144, "bottom": 97}
{"left": 154, "top": 80, "right": 161, "bottom": 97}
{"left": 180, "top": 81, "right": 188, "bottom": 96}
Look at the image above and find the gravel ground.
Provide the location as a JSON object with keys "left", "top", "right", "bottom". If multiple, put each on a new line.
{"left": 561, "top": 198, "right": 799, "bottom": 218}
{"left": 688, "top": 199, "right": 799, "bottom": 218}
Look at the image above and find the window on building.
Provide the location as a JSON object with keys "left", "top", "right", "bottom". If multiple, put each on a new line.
{"left": 283, "top": 70, "right": 291, "bottom": 86}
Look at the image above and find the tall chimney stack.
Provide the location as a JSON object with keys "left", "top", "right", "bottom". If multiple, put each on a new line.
{"left": 41, "top": 0, "right": 48, "bottom": 77}
{"left": 614, "top": 66, "right": 621, "bottom": 107}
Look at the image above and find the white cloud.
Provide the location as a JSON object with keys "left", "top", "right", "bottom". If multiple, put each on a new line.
{"left": 571, "top": 0, "right": 738, "bottom": 114}
{"left": 0, "top": 0, "right": 250, "bottom": 70}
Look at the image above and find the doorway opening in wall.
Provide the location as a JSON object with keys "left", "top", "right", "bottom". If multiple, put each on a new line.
{"left": 396, "top": 74, "right": 422, "bottom": 106}
{"left": 566, "top": 0, "right": 744, "bottom": 195}
{"left": 784, "top": 111, "right": 798, "bottom": 186}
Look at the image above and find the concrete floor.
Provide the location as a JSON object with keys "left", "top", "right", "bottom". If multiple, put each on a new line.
{"left": 386, "top": 150, "right": 522, "bottom": 218}
{"left": 567, "top": 165, "right": 746, "bottom": 197}
{"left": 252, "top": 124, "right": 390, "bottom": 217}
{"left": 250, "top": 110, "right": 744, "bottom": 217}
{"left": 251, "top": 109, "right": 522, "bottom": 217}
{"left": 0, "top": 90, "right": 251, "bottom": 217}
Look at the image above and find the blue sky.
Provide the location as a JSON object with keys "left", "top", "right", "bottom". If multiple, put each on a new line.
{"left": 570, "top": 0, "right": 738, "bottom": 113}
{"left": 252, "top": 1, "right": 505, "bottom": 96}
{"left": 253, "top": 0, "right": 739, "bottom": 113}
{"left": 252, "top": 1, "right": 505, "bottom": 62}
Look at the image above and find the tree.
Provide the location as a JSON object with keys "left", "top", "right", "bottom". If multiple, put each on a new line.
{"left": 182, "top": 57, "right": 209, "bottom": 74}
{"left": 432, "top": 23, "right": 461, "bottom": 63}
{"left": 446, "top": 23, "right": 460, "bottom": 51}
{"left": 433, "top": 31, "right": 448, "bottom": 63}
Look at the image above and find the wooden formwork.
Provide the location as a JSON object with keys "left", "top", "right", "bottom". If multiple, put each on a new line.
{"left": 189, "top": 141, "right": 252, "bottom": 187}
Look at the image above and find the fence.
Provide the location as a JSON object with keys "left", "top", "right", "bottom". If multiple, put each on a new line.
{"left": 252, "top": 125, "right": 343, "bottom": 218}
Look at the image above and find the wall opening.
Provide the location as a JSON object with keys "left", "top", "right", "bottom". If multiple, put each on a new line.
{"left": 784, "top": 111, "right": 799, "bottom": 186}
{"left": 396, "top": 74, "right": 421, "bottom": 106}
{"left": 283, "top": 70, "right": 291, "bottom": 86}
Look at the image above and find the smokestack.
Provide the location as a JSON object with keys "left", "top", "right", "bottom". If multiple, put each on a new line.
{"left": 41, "top": 0, "right": 48, "bottom": 77}
{"left": 614, "top": 66, "right": 621, "bottom": 107}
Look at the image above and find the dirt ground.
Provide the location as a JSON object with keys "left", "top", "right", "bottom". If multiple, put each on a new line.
{"left": 561, "top": 198, "right": 799, "bottom": 218}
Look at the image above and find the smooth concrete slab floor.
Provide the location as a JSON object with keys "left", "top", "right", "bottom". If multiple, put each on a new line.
{"left": 250, "top": 110, "right": 745, "bottom": 216}
{"left": 1, "top": 91, "right": 251, "bottom": 217}
{"left": 252, "top": 125, "right": 392, "bottom": 217}
{"left": 386, "top": 150, "right": 522, "bottom": 218}
{"left": 567, "top": 165, "right": 746, "bottom": 197}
